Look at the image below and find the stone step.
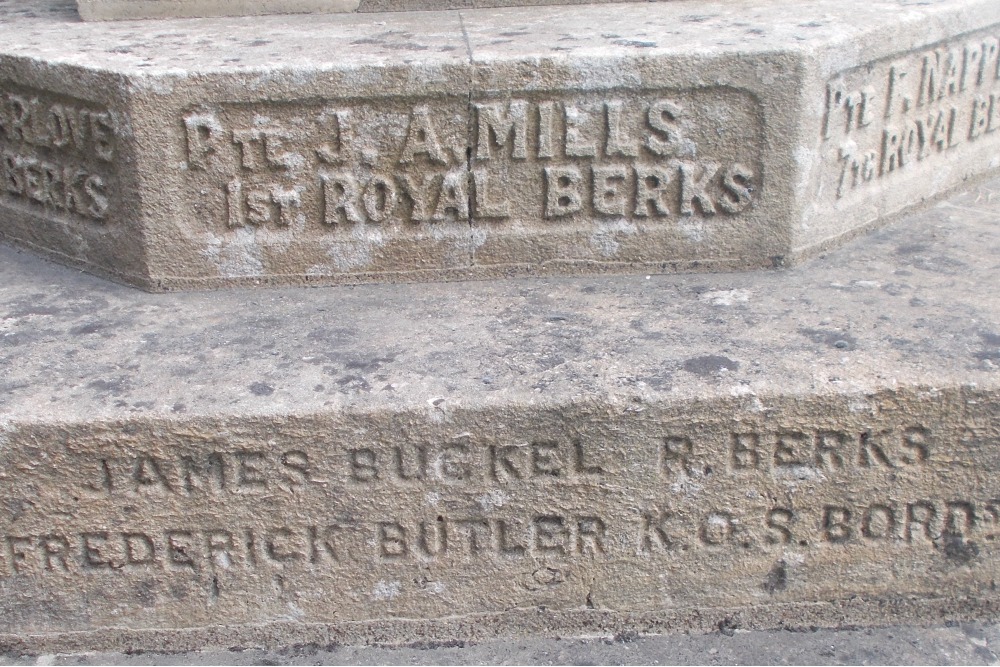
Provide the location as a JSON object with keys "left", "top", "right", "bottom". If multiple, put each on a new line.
{"left": 0, "top": 0, "right": 998, "bottom": 290}
{"left": 76, "top": 0, "right": 665, "bottom": 21}
{"left": 0, "top": 176, "right": 998, "bottom": 652}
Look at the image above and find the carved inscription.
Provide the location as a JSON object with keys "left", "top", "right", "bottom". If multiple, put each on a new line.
{"left": 823, "top": 29, "right": 1000, "bottom": 199}
{"left": 0, "top": 85, "right": 117, "bottom": 221}
{"left": 183, "top": 91, "right": 762, "bottom": 233}
{"left": 1, "top": 420, "right": 995, "bottom": 606}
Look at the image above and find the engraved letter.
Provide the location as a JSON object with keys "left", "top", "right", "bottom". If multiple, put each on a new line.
{"left": 592, "top": 165, "right": 628, "bottom": 217}
{"left": 184, "top": 113, "right": 223, "bottom": 170}
{"left": 718, "top": 163, "right": 753, "bottom": 214}
{"left": 730, "top": 432, "right": 760, "bottom": 470}
{"left": 399, "top": 106, "right": 447, "bottom": 165}
{"left": 645, "top": 100, "right": 683, "bottom": 156}
{"left": 362, "top": 175, "right": 397, "bottom": 223}
{"left": 378, "top": 522, "right": 408, "bottom": 559}
{"left": 431, "top": 170, "right": 470, "bottom": 222}
{"left": 605, "top": 100, "right": 638, "bottom": 157}
{"left": 660, "top": 436, "right": 695, "bottom": 476}
{"left": 564, "top": 106, "right": 596, "bottom": 157}
{"left": 321, "top": 174, "right": 364, "bottom": 225}
{"left": 316, "top": 110, "right": 350, "bottom": 164}
{"left": 349, "top": 448, "right": 378, "bottom": 481}
{"left": 270, "top": 187, "right": 301, "bottom": 226}
{"left": 633, "top": 167, "right": 672, "bottom": 217}
{"left": 226, "top": 180, "right": 245, "bottom": 228}
{"left": 399, "top": 173, "right": 439, "bottom": 223}
{"left": 679, "top": 162, "right": 717, "bottom": 216}
{"left": 822, "top": 506, "right": 852, "bottom": 543}
{"left": 476, "top": 101, "right": 528, "bottom": 160}
{"left": 544, "top": 166, "right": 583, "bottom": 218}
{"left": 537, "top": 101, "right": 556, "bottom": 159}
{"left": 472, "top": 168, "right": 510, "bottom": 218}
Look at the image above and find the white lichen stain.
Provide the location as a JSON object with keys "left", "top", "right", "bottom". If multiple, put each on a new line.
{"left": 204, "top": 227, "right": 265, "bottom": 278}
{"left": 373, "top": 580, "right": 401, "bottom": 600}
{"left": 670, "top": 473, "right": 703, "bottom": 496}
{"left": 590, "top": 219, "right": 637, "bottom": 257}
{"left": 794, "top": 146, "right": 815, "bottom": 197}
{"left": 425, "top": 581, "right": 447, "bottom": 595}
{"left": 470, "top": 226, "right": 488, "bottom": 250}
{"left": 677, "top": 218, "right": 705, "bottom": 242}
{"left": 322, "top": 225, "right": 386, "bottom": 271}
{"left": 699, "top": 289, "right": 751, "bottom": 306}
{"left": 425, "top": 491, "right": 441, "bottom": 506}
{"left": 775, "top": 467, "right": 826, "bottom": 494}
{"left": 783, "top": 551, "right": 806, "bottom": 566}
{"left": 847, "top": 399, "right": 872, "bottom": 414}
{"left": 478, "top": 489, "right": 508, "bottom": 510}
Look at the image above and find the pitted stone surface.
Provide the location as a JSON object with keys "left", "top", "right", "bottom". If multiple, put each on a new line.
{"left": 75, "top": 0, "right": 653, "bottom": 20}
{"left": 0, "top": 0, "right": 999, "bottom": 289}
{"left": 0, "top": 178, "right": 999, "bottom": 653}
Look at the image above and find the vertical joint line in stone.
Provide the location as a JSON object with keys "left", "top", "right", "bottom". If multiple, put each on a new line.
{"left": 459, "top": 11, "right": 477, "bottom": 264}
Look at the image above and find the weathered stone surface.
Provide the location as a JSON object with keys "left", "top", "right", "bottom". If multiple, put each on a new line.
{"left": 0, "top": 177, "right": 999, "bottom": 653}
{"left": 75, "top": 0, "right": 642, "bottom": 20}
{"left": 0, "top": 0, "right": 999, "bottom": 290}
{"left": 6, "top": 623, "right": 1000, "bottom": 664}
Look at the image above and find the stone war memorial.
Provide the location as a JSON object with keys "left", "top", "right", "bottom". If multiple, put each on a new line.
{"left": 0, "top": 0, "right": 1000, "bottom": 657}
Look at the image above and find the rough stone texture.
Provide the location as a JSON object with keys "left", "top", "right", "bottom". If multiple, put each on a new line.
{"left": 4, "top": 623, "right": 1000, "bottom": 665}
{"left": 0, "top": 177, "right": 999, "bottom": 653}
{"left": 1, "top": 0, "right": 999, "bottom": 290}
{"left": 75, "top": 0, "right": 655, "bottom": 20}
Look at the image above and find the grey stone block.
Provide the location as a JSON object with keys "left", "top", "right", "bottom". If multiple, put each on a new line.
{"left": 0, "top": 175, "right": 998, "bottom": 652}
{"left": 1, "top": 0, "right": 1000, "bottom": 290}
{"left": 75, "top": 0, "right": 654, "bottom": 20}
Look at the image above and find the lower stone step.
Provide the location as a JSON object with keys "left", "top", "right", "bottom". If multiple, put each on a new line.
{"left": 1, "top": 177, "right": 999, "bottom": 652}
{"left": 1, "top": 0, "right": 999, "bottom": 289}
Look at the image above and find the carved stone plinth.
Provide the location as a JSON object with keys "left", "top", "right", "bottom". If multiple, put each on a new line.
{"left": 1, "top": 177, "right": 999, "bottom": 651}
{"left": 1, "top": 0, "right": 999, "bottom": 290}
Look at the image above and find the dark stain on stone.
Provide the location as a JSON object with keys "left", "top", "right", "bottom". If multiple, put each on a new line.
{"left": 763, "top": 560, "right": 788, "bottom": 594}
{"left": 88, "top": 377, "right": 131, "bottom": 396}
{"left": 683, "top": 355, "right": 739, "bottom": 376}
{"left": 895, "top": 242, "right": 929, "bottom": 255}
{"left": 613, "top": 629, "right": 640, "bottom": 643}
{"left": 975, "top": 332, "right": 1000, "bottom": 361}
{"left": 801, "top": 328, "right": 858, "bottom": 351}
{"left": 975, "top": 646, "right": 998, "bottom": 663}
{"left": 718, "top": 617, "right": 738, "bottom": 636}
{"left": 69, "top": 322, "right": 105, "bottom": 335}
{"left": 614, "top": 39, "right": 657, "bottom": 48}
{"left": 249, "top": 382, "right": 274, "bottom": 396}
{"left": 336, "top": 375, "right": 371, "bottom": 392}
{"left": 134, "top": 580, "right": 157, "bottom": 608}
{"left": 344, "top": 355, "right": 395, "bottom": 371}
{"left": 942, "top": 534, "right": 980, "bottom": 565}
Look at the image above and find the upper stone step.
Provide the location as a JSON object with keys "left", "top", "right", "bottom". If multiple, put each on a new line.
{"left": 76, "top": 0, "right": 660, "bottom": 20}
{"left": 1, "top": 0, "right": 999, "bottom": 290}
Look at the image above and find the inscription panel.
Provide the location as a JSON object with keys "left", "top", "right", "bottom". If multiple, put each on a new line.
{"left": 178, "top": 89, "right": 764, "bottom": 278}
{"left": 0, "top": 393, "right": 997, "bottom": 634}
{"left": 819, "top": 27, "right": 1000, "bottom": 203}
{"left": 0, "top": 84, "right": 118, "bottom": 223}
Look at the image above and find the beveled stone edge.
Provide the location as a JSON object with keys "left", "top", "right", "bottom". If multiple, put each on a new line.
{"left": 1, "top": 594, "right": 995, "bottom": 655}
